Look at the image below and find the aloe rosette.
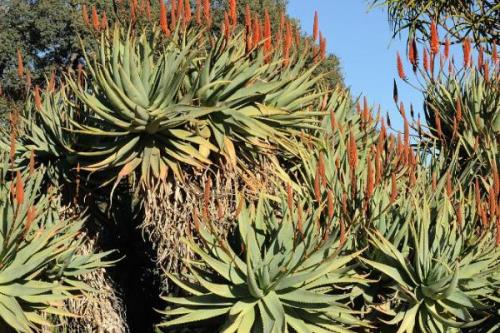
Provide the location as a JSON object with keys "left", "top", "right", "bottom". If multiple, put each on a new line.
{"left": 158, "top": 195, "right": 371, "bottom": 332}
{"left": 0, "top": 163, "right": 113, "bottom": 332}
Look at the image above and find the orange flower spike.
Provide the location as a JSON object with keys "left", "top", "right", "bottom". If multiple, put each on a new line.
{"left": 397, "top": 52, "right": 406, "bottom": 80}
{"left": 329, "top": 110, "right": 336, "bottom": 131}
{"left": 363, "top": 96, "right": 369, "bottom": 124}
{"left": 456, "top": 205, "right": 463, "bottom": 227}
{"left": 185, "top": 0, "right": 192, "bottom": 23}
{"left": 159, "top": 0, "right": 170, "bottom": 36}
{"left": 475, "top": 178, "right": 481, "bottom": 209}
{"left": 444, "top": 38, "right": 450, "bottom": 59}
{"left": 229, "top": 0, "right": 237, "bottom": 27}
{"left": 193, "top": 208, "right": 200, "bottom": 234}
{"left": 477, "top": 46, "right": 484, "bottom": 69}
{"left": 435, "top": 111, "right": 443, "bottom": 138}
{"left": 34, "top": 85, "right": 42, "bottom": 111}
{"left": 195, "top": 0, "right": 202, "bottom": 24}
{"left": 319, "top": 152, "right": 327, "bottom": 187}
{"left": 327, "top": 190, "right": 334, "bottom": 219}
{"left": 171, "top": 0, "right": 177, "bottom": 28}
{"left": 341, "top": 192, "right": 348, "bottom": 216}
{"left": 430, "top": 20, "right": 439, "bottom": 55}
{"left": 489, "top": 187, "right": 496, "bottom": 219}
{"left": 348, "top": 130, "right": 358, "bottom": 171}
{"left": 455, "top": 96, "right": 462, "bottom": 122}
{"left": 16, "top": 171, "right": 24, "bottom": 206}
{"left": 252, "top": 15, "right": 261, "bottom": 46}
{"left": 463, "top": 38, "right": 471, "bottom": 67}
{"left": 297, "top": 205, "right": 304, "bottom": 236}
{"left": 145, "top": 0, "right": 152, "bottom": 20}
{"left": 177, "top": 0, "right": 184, "bottom": 21}
{"left": 25, "top": 206, "right": 36, "bottom": 235}
{"left": 483, "top": 62, "right": 489, "bottom": 82}
{"left": 91, "top": 6, "right": 100, "bottom": 30}
{"left": 390, "top": 172, "right": 398, "bottom": 204}
{"left": 366, "top": 157, "right": 374, "bottom": 200}
{"left": 244, "top": 4, "right": 251, "bottom": 28}
{"left": 17, "top": 49, "right": 24, "bottom": 79}
{"left": 264, "top": 10, "right": 272, "bottom": 59}
{"left": 223, "top": 12, "right": 230, "bottom": 39}
{"left": 339, "top": 219, "right": 346, "bottom": 246}
{"left": 203, "top": 0, "right": 211, "bottom": 27}
{"left": 408, "top": 38, "right": 416, "bottom": 66}
{"left": 101, "top": 11, "right": 108, "bottom": 30}
{"left": 320, "top": 33, "right": 327, "bottom": 60}
{"left": 82, "top": 4, "right": 90, "bottom": 27}
{"left": 423, "top": 48, "right": 429, "bottom": 73}
{"left": 403, "top": 115, "right": 409, "bottom": 147}
{"left": 313, "top": 11, "right": 319, "bottom": 41}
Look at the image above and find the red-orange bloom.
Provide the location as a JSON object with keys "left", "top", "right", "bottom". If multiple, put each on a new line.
{"left": 327, "top": 190, "right": 334, "bottom": 219}
{"left": 160, "top": 0, "right": 170, "bottom": 35}
{"left": 145, "top": 0, "right": 152, "bottom": 20}
{"left": 17, "top": 49, "right": 24, "bottom": 79}
{"left": 244, "top": 4, "right": 251, "bottom": 28}
{"left": 463, "top": 38, "right": 471, "bottom": 67}
{"left": 223, "top": 11, "right": 230, "bottom": 39}
{"left": 423, "top": 48, "right": 429, "bottom": 73}
{"left": 455, "top": 96, "right": 462, "bottom": 122}
{"left": 185, "top": 0, "right": 192, "bottom": 23}
{"left": 319, "top": 33, "right": 327, "bottom": 60}
{"left": 390, "top": 172, "right": 397, "bottom": 203}
{"left": 253, "top": 15, "right": 261, "bottom": 46}
{"left": 34, "top": 86, "right": 42, "bottom": 111}
{"left": 82, "top": 4, "right": 90, "bottom": 27}
{"left": 264, "top": 9, "right": 272, "bottom": 59}
{"left": 313, "top": 11, "right": 319, "bottom": 41}
{"left": 91, "top": 6, "right": 100, "bottom": 30}
{"left": 25, "top": 206, "right": 36, "bottom": 235}
{"left": 347, "top": 130, "right": 358, "bottom": 171}
{"left": 430, "top": 20, "right": 439, "bottom": 55}
{"left": 444, "top": 38, "right": 450, "bottom": 59}
{"left": 478, "top": 46, "right": 484, "bottom": 69}
{"left": 229, "top": 0, "right": 237, "bottom": 26}
{"left": 203, "top": 0, "right": 211, "bottom": 27}
{"left": 195, "top": 0, "right": 202, "bottom": 24}
{"left": 102, "top": 11, "right": 108, "bottom": 29}
{"left": 366, "top": 158, "right": 374, "bottom": 201}
{"left": 397, "top": 52, "right": 406, "bottom": 80}
{"left": 16, "top": 171, "right": 24, "bottom": 206}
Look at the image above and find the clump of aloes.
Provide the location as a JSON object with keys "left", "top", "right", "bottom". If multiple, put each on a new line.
{"left": 360, "top": 160, "right": 500, "bottom": 332}
{"left": 67, "top": 0, "right": 330, "bottom": 189}
{"left": 394, "top": 22, "right": 499, "bottom": 188}
{"left": 158, "top": 193, "right": 371, "bottom": 332}
{"left": 0, "top": 159, "right": 112, "bottom": 333}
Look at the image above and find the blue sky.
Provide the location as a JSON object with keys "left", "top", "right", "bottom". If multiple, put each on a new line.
{"left": 288, "top": 0, "right": 419, "bottom": 131}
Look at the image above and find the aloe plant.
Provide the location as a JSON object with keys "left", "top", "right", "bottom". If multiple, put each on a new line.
{"left": 0, "top": 161, "right": 113, "bottom": 332}
{"left": 360, "top": 184, "right": 500, "bottom": 332}
{"left": 66, "top": 16, "right": 325, "bottom": 186}
{"left": 158, "top": 194, "right": 371, "bottom": 332}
